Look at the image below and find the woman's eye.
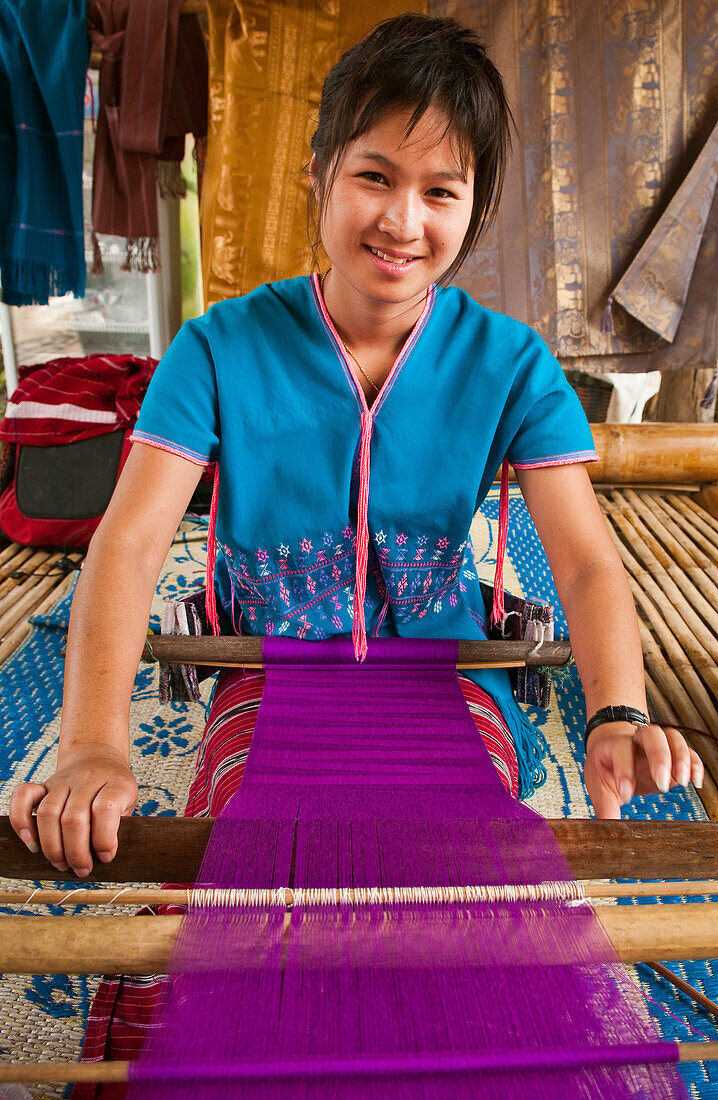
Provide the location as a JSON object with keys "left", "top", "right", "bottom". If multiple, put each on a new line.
{"left": 361, "top": 171, "right": 386, "bottom": 184}
{"left": 427, "top": 187, "right": 454, "bottom": 199}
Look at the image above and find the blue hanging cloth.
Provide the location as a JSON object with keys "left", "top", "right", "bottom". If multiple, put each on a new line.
{"left": 0, "top": 0, "right": 89, "bottom": 306}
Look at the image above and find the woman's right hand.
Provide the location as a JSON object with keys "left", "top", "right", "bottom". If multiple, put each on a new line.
{"left": 9, "top": 744, "right": 138, "bottom": 878}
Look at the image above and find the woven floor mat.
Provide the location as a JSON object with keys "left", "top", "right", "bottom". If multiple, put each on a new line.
{"left": 0, "top": 501, "right": 716, "bottom": 1097}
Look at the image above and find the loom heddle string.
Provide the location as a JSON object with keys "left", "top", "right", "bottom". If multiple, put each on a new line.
{"left": 128, "top": 637, "right": 687, "bottom": 1098}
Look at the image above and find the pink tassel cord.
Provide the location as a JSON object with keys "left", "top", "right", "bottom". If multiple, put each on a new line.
{"left": 491, "top": 459, "right": 510, "bottom": 628}
{"left": 352, "top": 411, "right": 374, "bottom": 662}
{"left": 204, "top": 464, "right": 221, "bottom": 636}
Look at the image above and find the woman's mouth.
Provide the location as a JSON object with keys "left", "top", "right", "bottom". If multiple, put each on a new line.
{"left": 364, "top": 245, "right": 422, "bottom": 274}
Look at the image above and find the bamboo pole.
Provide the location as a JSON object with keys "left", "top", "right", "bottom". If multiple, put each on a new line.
{"left": 0, "top": 542, "right": 25, "bottom": 569}
{"left": 602, "top": 492, "right": 718, "bottom": 637}
{"left": 0, "top": 557, "right": 81, "bottom": 667}
{"left": 658, "top": 496, "right": 718, "bottom": 567}
{"left": 0, "top": 547, "right": 45, "bottom": 600}
{"left": 2, "top": 1041, "right": 718, "bottom": 1084}
{"left": 636, "top": 618, "right": 707, "bottom": 732}
{"left": 0, "top": 543, "right": 33, "bottom": 573}
{"left": 627, "top": 577, "right": 718, "bottom": 736}
{"left": 668, "top": 493, "right": 718, "bottom": 544}
{"left": 3, "top": 880, "right": 718, "bottom": 908}
{"left": 622, "top": 488, "right": 718, "bottom": 588}
{"left": 140, "top": 636, "right": 574, "bottom": 669}
{"left": 0, "top": 904, "right": 717, "bottom": 973}
{"left": 587, "top": 424, "right": 718, "bottom": 484}
{"left": 602, "top": 509, "right": 718, "bottom": 672}
{"left": 0, "top": 552, "right": 65, "bottom": 639}
{"left": 644, "top": 671, "right": 718, "bottom": 821}
{"left": 635, "top": 619, "right": 718, "bottom": 785}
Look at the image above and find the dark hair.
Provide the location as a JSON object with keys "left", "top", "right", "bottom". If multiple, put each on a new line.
{"left": 308, "top": 13, "right": 513, "bottom": 284}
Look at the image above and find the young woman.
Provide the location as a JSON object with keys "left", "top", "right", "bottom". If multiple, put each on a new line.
{"left": 9, "top": 10, "right": 702, "bottom": 1040}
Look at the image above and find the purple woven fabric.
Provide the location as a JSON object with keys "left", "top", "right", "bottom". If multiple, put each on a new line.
{"left": 128, "top": 637, "right": 686, "bottom": 1097}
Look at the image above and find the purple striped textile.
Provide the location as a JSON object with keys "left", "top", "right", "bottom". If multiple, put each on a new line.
{"left": 128, "top": 637, "right": 686, "bottom": 1098}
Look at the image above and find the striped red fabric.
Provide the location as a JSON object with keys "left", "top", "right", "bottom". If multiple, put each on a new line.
{"left": 72, "top": 671, "right": 517, "bottom": 1099}
{"left": 0, "top": 355, "right": 155, "bottom": 446}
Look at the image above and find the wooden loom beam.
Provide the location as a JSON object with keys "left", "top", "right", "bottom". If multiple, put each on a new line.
{"left": 1, "top": 816, "right": 717, "bottom": 881}
{"left": 1, "top": 905, "right": 718, "bottom": 973}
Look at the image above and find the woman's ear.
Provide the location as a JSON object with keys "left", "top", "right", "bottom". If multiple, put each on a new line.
{"left": 307, "top": 153, "right": 321, "bottom": 197}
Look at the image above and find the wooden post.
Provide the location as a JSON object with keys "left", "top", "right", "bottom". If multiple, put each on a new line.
{"left": 697, "top": 483, "right": 718, "bottom": 523}
{"left": 653, "top": 366, "right": 717, "bottom": 424}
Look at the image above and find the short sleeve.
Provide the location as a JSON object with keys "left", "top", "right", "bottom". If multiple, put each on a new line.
{"left": 131, "top": 318, "right": 220, "bottom": 466}
{"left": 506, "top": 338, "right": 598, "bottom": 469}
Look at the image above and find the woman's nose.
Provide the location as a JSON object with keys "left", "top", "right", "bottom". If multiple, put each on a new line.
{"left": 377, "top": 193, "right": 422, "bottom": 240}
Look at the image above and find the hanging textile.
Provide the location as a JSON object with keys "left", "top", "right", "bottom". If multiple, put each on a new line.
{"left": 200, "top": 0, "right": 717, "bottom": 369}
{"left": 0, "top": 0, "right": 88, "bottom": 306}
{"left": 439, "top": 0, "right": 718, "bottom": 374}
{"left": 87, "top": 0, "right": 208, "bottom": 273}
{"left": 201, "top": 0, "right": 415, "bottom": 305}
{"left": 127, "top": 637, "right": 686, "bottom": 1098}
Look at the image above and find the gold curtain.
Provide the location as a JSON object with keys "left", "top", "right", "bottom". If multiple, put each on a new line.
{"left": 201, "top": 0, "right": 418, "bottom": 306}
{"left": 201, "top": 0, "right": 718, "bottom": 375}
{"left": 435, "top": 0, "right": 718, "bottom": 372}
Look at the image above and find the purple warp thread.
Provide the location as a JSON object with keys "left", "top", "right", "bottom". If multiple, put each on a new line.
{"left": 128, "top": 637, "right": 687, "bottom": 1098}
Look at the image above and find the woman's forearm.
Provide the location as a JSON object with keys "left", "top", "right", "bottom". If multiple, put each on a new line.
{"left": 557, "top": 557, "right": 648, "bottom": 720}
{"left": 57, "top": 528, "right": 163, "bottom": 761}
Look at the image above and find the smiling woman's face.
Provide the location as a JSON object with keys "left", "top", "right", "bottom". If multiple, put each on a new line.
{"left": 315, "top": 105, "right": 475, "bottom": 310}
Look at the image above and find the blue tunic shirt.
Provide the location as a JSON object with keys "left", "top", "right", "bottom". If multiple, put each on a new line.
{"left": 133, "top": 274, "right": 598, "bottom": 796}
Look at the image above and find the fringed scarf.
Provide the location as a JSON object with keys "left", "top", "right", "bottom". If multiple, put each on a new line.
{"left": 0, "top": 0, "right": 89, "bottom": 306}
{"left": 87, "top": 0, "right": 208, "bottom": 273}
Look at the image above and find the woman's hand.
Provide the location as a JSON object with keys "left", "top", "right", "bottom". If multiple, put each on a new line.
{"left": 9, "top": 745, "right": 138, "bottom": 878}
{"left": 584, "top": 721, "right": 704, "bottom": 819}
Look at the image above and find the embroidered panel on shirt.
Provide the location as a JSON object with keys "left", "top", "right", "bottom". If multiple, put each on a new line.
{"left": 217, "top": 527, "right": 480, "bottom": 637}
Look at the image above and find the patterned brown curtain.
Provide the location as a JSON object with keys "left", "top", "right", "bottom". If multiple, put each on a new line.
{"left": 440, "top": 0, "right": 718, "bottom": 373}
{"left": 201, "top": 0, "right": 717, "bottom": 377}
{"left": 201, "top": 0, "right": 418, "bottom": 306}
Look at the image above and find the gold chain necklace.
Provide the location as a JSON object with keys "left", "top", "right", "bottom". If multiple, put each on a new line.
{"left": 319, "top": 270, "right": 381, "bottom": 395}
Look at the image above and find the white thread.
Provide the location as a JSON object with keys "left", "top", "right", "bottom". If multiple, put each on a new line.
{"left": 106, "top": 887, "right": 133, "bottom": 906}
{"left": 14, "top": 886, "right": 41, "bottom": 914}
{"left": 185, "top": 882, "right": 586, "bottom": 908}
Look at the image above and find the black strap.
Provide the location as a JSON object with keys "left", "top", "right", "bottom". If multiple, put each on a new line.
{"left": 585, "top": 705, "right": 649, "bottom": 748}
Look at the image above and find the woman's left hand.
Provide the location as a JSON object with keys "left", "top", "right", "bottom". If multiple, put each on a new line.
{"left": 584, "top": 721, "right": 705, "bottom": 819}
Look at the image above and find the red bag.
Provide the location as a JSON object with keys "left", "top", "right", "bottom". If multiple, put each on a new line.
{"left": 0, "top": 354, "right": 155, "bottom": 548}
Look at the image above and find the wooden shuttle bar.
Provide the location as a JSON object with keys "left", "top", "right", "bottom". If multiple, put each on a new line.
{"left": 2, "top": 816, "right": 718, "bottom": 882}
{"left": 140, "top": 636, "right": 574, "bottom": 669}
{"left": 1, "top": 1041, "right": 718, "bottom": 1084}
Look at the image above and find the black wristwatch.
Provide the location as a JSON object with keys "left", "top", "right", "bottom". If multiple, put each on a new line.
{"left": 585, "top": 705, "right": 649, "bottom": 748}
